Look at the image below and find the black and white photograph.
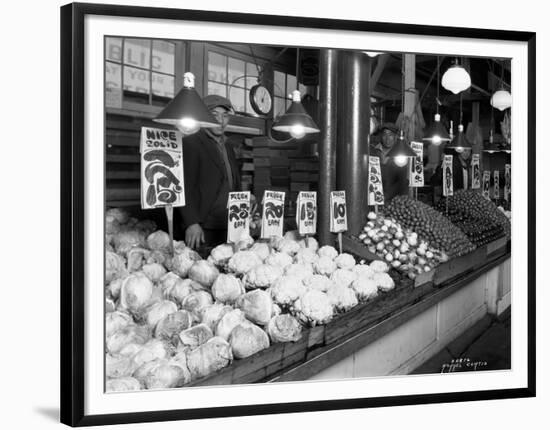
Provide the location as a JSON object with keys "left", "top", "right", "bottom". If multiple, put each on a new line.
{"left": 104, "top": 37, "right": 515, "bottom": 390}
{"left": 58, "top": 2, "right": 536, "bottom": 427}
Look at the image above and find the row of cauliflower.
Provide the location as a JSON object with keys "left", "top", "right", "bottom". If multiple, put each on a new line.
{"left": 105, "top": 208, "right": 395, "bottom": 392}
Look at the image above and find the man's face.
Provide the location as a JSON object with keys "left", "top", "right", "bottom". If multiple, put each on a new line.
{"left": 208, "top": 106, "right": 231, "bottom": 136}
{"left": 459, "top": 148, "right": 472, "bottom": 161}
{"left": 381, "top": 129, "right": 396, "bottom": 149}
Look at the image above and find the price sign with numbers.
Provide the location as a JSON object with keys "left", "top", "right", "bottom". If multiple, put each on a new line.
{"left": 330, "top": 191, "right": 348, "bottom": 233}
{"left": 140, "top": 127, "right": 185, "bottom": 209}
{"left": 227, "top": 192, "right": 251, "bottom": 243}
{"left": 261, "top": 191, "right": 285, "bottom": 238}
{"left": 409, "top": 142, "right": 424, "bottom": 187}
{"left": 296, "top": 191, "right": 317, "bottom": 235}
{"left": 482, "top": 171, "right": 491, "bottom": 199}
{"left": 442, "top": 155, "right": 454, "bottom": 197}
{"left": 504, "top": 164, "right": 511, "bottom": 202}
{"left": 493, "top": 170, "right": 500, "bottom": 200}
{"left": 471, "top": 154, "right": 481, "bottom": 189}
{"left": 368, "top": 156, "right": 384, "bottom": 205}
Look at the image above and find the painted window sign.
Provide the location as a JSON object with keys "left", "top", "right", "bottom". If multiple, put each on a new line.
{"left": 261, "top": 191, "right": 285, "bottom": 238}
{"left": 504, "top": 164, "right": 511, "bottom": 202}
{"left": 482, "top": 171, "right": 491, "bottom": 200}
{"left": 227, "top": 192, "right": 251, "bottom": 243}
{"left": 330, "top": 191, "right": 348, "bottom": 233}
{"left": 493, "top": 170, "right": 500, "bottom": 200}
{"left": 296, "top": 191, "right": 317, "bottom": 235}
{"left": 140, "top": 127, "right": 185, "bottom": 209}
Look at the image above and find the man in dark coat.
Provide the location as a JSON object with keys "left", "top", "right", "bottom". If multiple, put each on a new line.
{"left": 177, "top": 95, "right": 241, "bottom": 249}
{"left": 431, "top": 146, "right": 472, "bottom": 192}
{"left": 369, "top": 122, "right": 410, "bottom": 203}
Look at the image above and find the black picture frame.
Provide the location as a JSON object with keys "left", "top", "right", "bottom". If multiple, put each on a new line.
{"left": 60, "top": 2, "right": 536, "bottom": 427}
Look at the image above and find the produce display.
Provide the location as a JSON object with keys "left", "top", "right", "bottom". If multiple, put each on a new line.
{"left": 435, "top": 190, "right": 508, "bottom": 246}
{"left": 105, "top": 208, "right": 406, "bottom": 392}
{"left": 385, "top": 196, "right": 476, "bottom": 258}
{"left": 358, "top": 211, "right": 449, "bottom": 280}
{"left": 437, "top": 190, "right": 511, "bottom": 240}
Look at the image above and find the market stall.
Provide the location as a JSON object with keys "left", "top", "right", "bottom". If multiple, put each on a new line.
{"left": 103, "top": 41, "right": 512, "bottom": 391}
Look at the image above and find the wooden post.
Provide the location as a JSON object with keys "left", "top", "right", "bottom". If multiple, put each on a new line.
{"left": 165, "top": 205, "right": 175, "bottom": 255}
{"left": 403, "top": 54, "right": 416, "bottom": 198}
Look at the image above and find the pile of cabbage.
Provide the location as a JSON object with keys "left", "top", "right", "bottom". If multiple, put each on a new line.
{"left": 105, "top": 208, "right": 396, "bottom": 392}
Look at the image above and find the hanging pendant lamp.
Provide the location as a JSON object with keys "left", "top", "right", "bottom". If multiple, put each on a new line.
{"left": 490, "top": 59, "right": 511, "bottom": 111}
{"left": 154, "top": 72, "right": 220, "bottom": 135}
{"left": 271, "top": 48, "right": 320, "bottom": 139}
{"left": 388, "top": 130, "right": 417, "bottom": 167}
{"left": 363, "top": 51, "right": 382, "bottom": 57}
{"left": 423, "top": 57, "right": 451, "bottom": 146}
{"left": 441, "top": 59, "right": 471, "bottom": 94}
{"left": 446, "top": 93, "right": 471, "bottom": 153}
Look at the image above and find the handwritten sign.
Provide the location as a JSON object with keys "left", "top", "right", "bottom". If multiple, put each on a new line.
{"left": 140, "top": 127, "right": 185, "bottom": 209}
{"left": 330, "top": 191, "right": 348, "bottom": 233}
{"left": 493, "top": 170, "right": 500, "bottom": 200}
{"left": 261, "top": 191, "right": 285, "bottom": 238}
{"left": 368, "top": 156, "right": 384, "bottom": 205}
{"left": 504, "top": 164, "right": 511, "bottom": 202}
{"left": 227, "top": 192, "right": 251, "bottom": 243}
{"left": 409, "top": 142, "right": 424, "bottom": 187}
{"left": 442, "top": 155, "right": 454, "bottom": 197}
{"left": 471, "top": 154, "right": 481, "bottom": 189}
{"left": 296, "top": 192, "right": 317, "bottom": 236}
{"left": 482, "top": 171, "right": 491, "bottom": 200}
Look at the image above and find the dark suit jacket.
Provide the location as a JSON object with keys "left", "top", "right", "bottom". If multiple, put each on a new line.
{"left": 178, "top": 130, "right": 241, "bottom": 230}
{"left": 430, "top": 152, "right": 470, "bottom": 191}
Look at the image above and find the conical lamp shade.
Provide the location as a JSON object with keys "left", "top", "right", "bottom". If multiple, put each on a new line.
{"left": 154, "top": 73, "right": 219, "bottom": 130}
{"left": 387, "top": 134, "right": 417, "bottom": 158}
{"left": 447, "top": 125, "right": 472, "bottom": 151}
{"left": 272, "top": 91, "right": 320, "bottom": 136}
{"left": 423, "top": 114, "right": 451, "bottom": 144}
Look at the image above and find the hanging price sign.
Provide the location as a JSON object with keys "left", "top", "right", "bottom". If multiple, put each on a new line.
{"left": 504, "top": 164, "right": 511, "bottom": 202}
{"left": 471, "top": 154, "right": 481, "bottom": 189}
{"left": 368, "top": 156, "right": 384, "bottom": 205}
{"left": 442, "top": 155, "right": 454, "bottom": 197}
{"left": 409, "top": 142, "right": 424, "bottom": 187}
{"left": 227, "top": 192, "right": 251, "bottom": 243}
{"left": 261, "top": 190, "right": 285, "bottom": 238}
{"left": 140, "top": 127, "right": 185, "bottom": 209}
{"left": 296, "top": 191, "right": 317, "bottom": 236}
{"left": 482, "top": 171, "right": 491, "bottom": 199}
{"left": 493, "top": 170, "right": 500, "bottom": 200}
{"left": 330, "top": 191, "right": 348, "bottom": 233}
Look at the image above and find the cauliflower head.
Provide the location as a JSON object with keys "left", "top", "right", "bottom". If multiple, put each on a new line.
{"left": 352, "top": 264, "right": 375, "bottom": 279}
{"left": 302, "top": 274, "right": 334, "bottom": 292}
{"left": 330, "top": 269, "right": 358, "bottom": 288}
{"left": 106, "top": 377, "right": 141, "bottom": 392}
{"left": 351, "top": 278, "right": 379, "bottom": 301}
{"left": 207, "top": 243, "right": 234, "bottom": 266}
{"left": 264, "top": 252, "right": 293, "bottom": 269}
{"left": 313, "top": 256, "right": 337, "bottom": 276}
{"left": 334, "top": 253, "right": 356, "bottom": 270}
{"left": 327, "top": 284, "right": 358, "bottom": 313}
{"left": 294, "top": 248, "right": 319, "bottom": 265}
{"left": 272, "top": 238, "right": 300, "bottom": 256}
{"left": 249, "top": 242, "right": 271, "bottom": 261}
{"left": 370, "top": 260, "right": 390, "bottom": 273}
{"left": 243, "top": 264, "right": 283, "bottom": 289}
{"left": 268, "top": 276, "right": 306, "bottom": 307}
{"left": 284, "top": 263, "right": 314, "bottom": 281}
{"left": 317, "top": 245, "right": 338, "bottom": 260}
{"left": 293, "top": 290, "right": 334, "bottom": 326}
{"left": 227, "top": 251, "right": 263, "bottom": 275}
{"left": 373, "top": 272, "right": 395, "bottom": 292}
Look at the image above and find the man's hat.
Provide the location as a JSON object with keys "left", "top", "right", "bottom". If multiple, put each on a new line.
{"left": 203, "top": 94, "right": 233, "bottom": 112}
{"left": 379, "top": 122, "right": 398, "bottom": 134}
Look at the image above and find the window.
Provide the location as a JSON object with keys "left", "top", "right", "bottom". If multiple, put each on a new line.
{"left": 105, "top": 37, "right": 179, "bottom": 108}
{"left": 207, "top": 51, "right": 261, "bottom": 115}
{"left": 273, "top": 70, "right": 307, "bottom": 119}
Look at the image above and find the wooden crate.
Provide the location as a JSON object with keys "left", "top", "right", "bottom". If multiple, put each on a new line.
{"left": 342, "top": 235, "right": 383, "bottom": 262}
{"left": 433, "top": 246, "right": 487, "bottom": 286}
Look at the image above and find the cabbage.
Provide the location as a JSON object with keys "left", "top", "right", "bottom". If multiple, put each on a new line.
{"left": 199, "top": 304, "right": 234, "bottom": 332}
{"left": 119, "top": 273, "right": 154, "bottom": 315}
{"left": 106, "top": 354, "right": 137, "bottom": 378}
{"left": 211, "top": 274, "right": 245, "bottom": 304}
{"left": 142, "top": 263, "right": 167, "bottom": 283}
{"left": 181, "top": 291, "right": 214, "bottom": 321}
{"left": 229, "top": 322, "right": 270, "bottom": 359}
{"left": 168, "top": 253, "right": 195, "bottom": 278}
{"left": 106, "top": 311, "right": 133, "bottom": 338}
{"left": 161, "top": 278, "right": 193, "bottom": 306}
{"left": 235, "top": 290, "right": 274, "bottom": 326}
{"left": 207, "top": 243, "right": 234, "bottom": 267}
{"left": 107, "top": 277, "right": 124, "bottom": 300}
{"left": 106, "top": 207, "right": 130, "bottom": 225}
{"left": 215, "top": 309, "right": 246, "bottom": 341}
{"left": 146, "top": 230, "right": 171, "bottom": 252}
{"left": 186, "top": 337, "right": 233, "bottom": 380}
{"left": 126, "top": 247, "right": 151, "bottom": 272}
{"left": 144, "top": 300, "right": 178, "bottom": 328}
{"left": 178, "top": 324, "right": 213, "bottom": 350}
{"left": 131, "top": 339, "right": 170, "bottom": 367}
{"left": 154, "top": 310, "right": 193, "bottom": 342}
{"left": 266, "top": 314, "right": 303, "bottom": 343}
{"left": 106, "top": 324, "right": 150, "bottom": 355}
{"left": 112, "top": 230, "right": 146, "bottom": 256}
{"left": 106, "top": 251, "right": 126, "bottom": 285}
{"left": 188, "top": 260, "right": 219, "bottom": 288}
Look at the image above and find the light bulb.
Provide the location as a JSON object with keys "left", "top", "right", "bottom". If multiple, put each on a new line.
{"left": 290, "top": 124, "right": 306, "bottom": 139}
{"left": 432, "top": 135, "right": 442, "bottom": 145}
{"left": 394, "top": 155, "right": 408, "bottom": 167}
{"left": 455, "top": 147, "right": 464, "bottom": 153}
{"left": 177, "top": 117, "right": 200, "bottom": 135}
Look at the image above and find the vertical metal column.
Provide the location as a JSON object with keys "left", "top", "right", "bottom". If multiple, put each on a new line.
{"left": 337, "top": 51, "right": 371, "bottom": 236}
{"left": 318, "top": 49, "right": 338, "bottom": 246}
